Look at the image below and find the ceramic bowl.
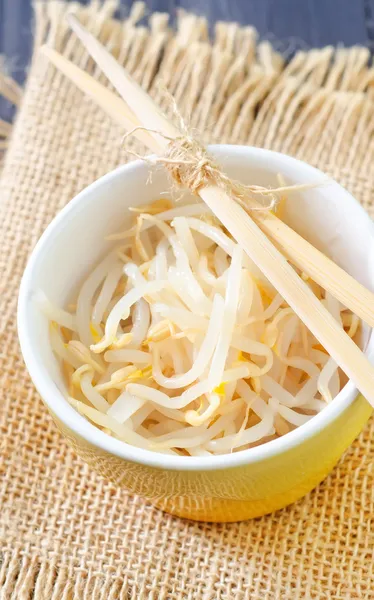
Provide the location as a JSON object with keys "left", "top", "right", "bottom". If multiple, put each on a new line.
{"left": 18, "top": 146, "right": 374, "bottom": 522}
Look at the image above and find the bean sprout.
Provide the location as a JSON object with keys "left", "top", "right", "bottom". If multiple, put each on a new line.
{"left": 41, "top": 198, "right": 361, "bottom": 456}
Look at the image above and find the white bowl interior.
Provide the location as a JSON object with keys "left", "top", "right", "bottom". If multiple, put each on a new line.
{"left": 18, "top": 146, "right": 374, "bottom": 468}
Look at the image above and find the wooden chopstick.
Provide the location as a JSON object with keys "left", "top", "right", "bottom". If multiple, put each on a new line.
{"left": 67, "top": 15, "right": 177, "bottom": 145}
{"left": 40, "top": 47, "right": 160, "bottom": 154}
{"left": 58, "top": 15, "right": 374, "bottom": 407}
{"left": 40, "top": 43, "right": 374, "bottom": 330}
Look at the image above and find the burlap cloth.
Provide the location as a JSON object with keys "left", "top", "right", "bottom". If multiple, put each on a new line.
{"left": 1, "top": 1, "right": 374, "bottom": 598}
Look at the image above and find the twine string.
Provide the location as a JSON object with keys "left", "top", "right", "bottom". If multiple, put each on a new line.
{"left": 122, "top": 98, "right": 321, "bottom": 212}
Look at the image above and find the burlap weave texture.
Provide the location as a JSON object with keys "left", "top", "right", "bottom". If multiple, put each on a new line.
{"left": 1, "top": 2, "right": 374, "bottom": 598}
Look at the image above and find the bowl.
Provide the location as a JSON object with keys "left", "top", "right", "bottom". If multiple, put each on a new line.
{"left": 18, "top": 145, "right": 374, "bottom": 522}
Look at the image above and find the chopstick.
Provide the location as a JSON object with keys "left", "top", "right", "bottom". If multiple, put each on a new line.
{"left": 40, "top": 44, "right": 374, "bottom": 331}
{"left": 49, "top": 15, "right": 374, "bottom": 407}
{"left": 40, "top": 47, "right": 160, "bottom": 153}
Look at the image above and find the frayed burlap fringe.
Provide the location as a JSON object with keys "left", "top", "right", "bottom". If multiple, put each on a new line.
{"left": 0, "top": 65, "right": 21, "bottom": 166}
{"left": 1, "top": 1, "right": 374, "bottom": 598}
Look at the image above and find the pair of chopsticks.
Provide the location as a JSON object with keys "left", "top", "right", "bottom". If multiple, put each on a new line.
{"left": 41, "top": 15, "right": 374, "bottom": 407}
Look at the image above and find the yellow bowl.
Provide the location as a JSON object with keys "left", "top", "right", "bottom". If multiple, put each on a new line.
{"left": 18, "top": 146, "right": 374, "bottom": 522}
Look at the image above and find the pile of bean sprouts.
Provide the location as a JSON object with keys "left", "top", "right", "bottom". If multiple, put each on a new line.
{"left": 40, "top": 198, "right": 360, "bottom": 456}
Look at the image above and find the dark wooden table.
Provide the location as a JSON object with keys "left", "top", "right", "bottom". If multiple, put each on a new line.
{"left": 1, "top": 0, "right": 374, "bottom": 121}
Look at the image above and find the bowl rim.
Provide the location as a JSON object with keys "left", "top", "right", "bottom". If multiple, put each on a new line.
{"left": 18, "top": 145, "right": 374, "bottom": 472}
